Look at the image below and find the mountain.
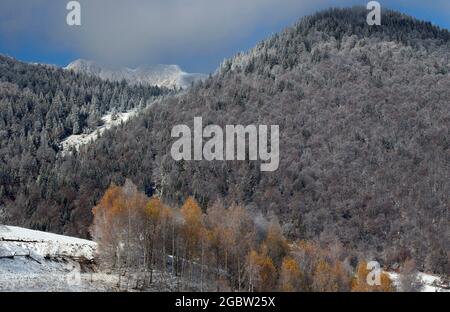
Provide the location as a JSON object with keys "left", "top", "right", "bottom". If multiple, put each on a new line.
{"left": 2, "top": 8, "right": 449, "bottom": 275}
{"left": 65, "top": 59, "right": 207, "bottom": 89}
{"left": 0, "top": 54, "right": 166, "bottom": 235}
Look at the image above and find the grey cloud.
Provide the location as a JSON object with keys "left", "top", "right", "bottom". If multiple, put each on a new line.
{"left": 0, "top": 0, "right": 448, "bottom": 70}
{"left": 63, "top": 0, "right": 340, "bottom": 65}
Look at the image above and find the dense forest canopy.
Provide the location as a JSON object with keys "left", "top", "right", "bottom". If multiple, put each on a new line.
{"left": 0, "top": 55, "right": 167, "bottom": 232}
{"left": 0, "top": 8, "right": 448, "bottom": 274}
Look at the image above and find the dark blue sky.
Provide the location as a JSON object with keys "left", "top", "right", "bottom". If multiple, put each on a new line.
{"left": 0, "top": 1, "right": 449, "bottom": 73}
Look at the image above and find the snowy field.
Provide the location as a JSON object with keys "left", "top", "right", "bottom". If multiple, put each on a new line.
{"left": 0, "top": 257, "right": 118, "bottom": 292}
{"left": 0, "top": 225, "right": 114, "bottom": 291}
{"left": 0, "top": 226, "right": 178, "bottom": 292}
{"left": 0, "top": 225, "right": 96, "bottom": 260}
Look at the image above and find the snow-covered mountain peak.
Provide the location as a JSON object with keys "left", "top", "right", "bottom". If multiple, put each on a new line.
{"left": 65, "top": 59, "right": 206, "bottom": 89}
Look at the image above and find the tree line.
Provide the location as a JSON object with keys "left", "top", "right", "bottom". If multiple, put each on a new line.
{"left": 91, "top": 180, "right": 394, "bottom": 292}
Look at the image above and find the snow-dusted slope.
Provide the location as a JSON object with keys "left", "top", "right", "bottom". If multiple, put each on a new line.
{"left": 65, "top": 59, "right": 206, "bottom": 89}
{"left": 0, "top": 225, "right": 96, "bottom": 261}
{"left": 60, "top": 94, "right": 171, "bottom": 155}
{"left": 0, "top": 225, "right": 177, "bottom": 291}
{"left": 0, "top": 226, "right": 120, "bottom": 291}
{"left": 60, "top": 109, "right": 138, "bottom": 155}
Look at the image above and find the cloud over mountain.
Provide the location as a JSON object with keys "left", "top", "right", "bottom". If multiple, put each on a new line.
{"left": 1, "top": 0, "right": 449, "bottom": 71}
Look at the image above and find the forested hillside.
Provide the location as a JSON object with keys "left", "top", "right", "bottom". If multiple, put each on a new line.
{"left": 1, "top": 8, "right": 449, "bottom": 274}
{"left": 0, "top": 56, "right": 166, "bottom": 232}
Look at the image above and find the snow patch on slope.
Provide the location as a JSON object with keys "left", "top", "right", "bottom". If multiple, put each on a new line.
{"left": 60, "top": 94, "right": 171, "bottom": 155}
{"left": 60, "top": 109, "right": 138, "bottom": 155}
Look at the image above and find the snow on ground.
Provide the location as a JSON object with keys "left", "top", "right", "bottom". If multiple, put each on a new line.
{"left": 0, "top": 256, "right": 118, "bottom": 292}
{"left": 0, "top": 225, "right": 96, "bottom": 260}
{"left": 388, "top": 272, "right": 449, "bottom": 292}
{"left": 0, "top": 226, "right": 180, "bottom": 291}
{"left": 0, "top": 225, "right": 114, "bottom": 291}
{"left": 60, "top": 109, "right": 138, "bottom": 155}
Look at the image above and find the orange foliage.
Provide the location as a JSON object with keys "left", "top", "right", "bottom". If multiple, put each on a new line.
{"left": 312, "top": 259, "right": 340, "bottom": 292}
{"left": 248, "top": 249, "right": 277, "bottom": 292}
{"left": 92, "top": 184, "right": 125, "bottom": 219}
{"left": 264, "top": 220, "right": 289, "bottom": 266}
{"left": 180, "top": 197, "right": 204, "bottom": 255}
{"left": 279, "top": 257, "right": 303, "bottom": 291}
{"left": 91, "top": 182, "right": 149, "bottom": 268}
{"left": 90, "top": 185, "right": 396, "bottom": 292}
{"left": 351, "top": 260, "right": 394, "bottom": 292}
{"left": 146, "top": 196, "right": 172, "bottom": 223}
